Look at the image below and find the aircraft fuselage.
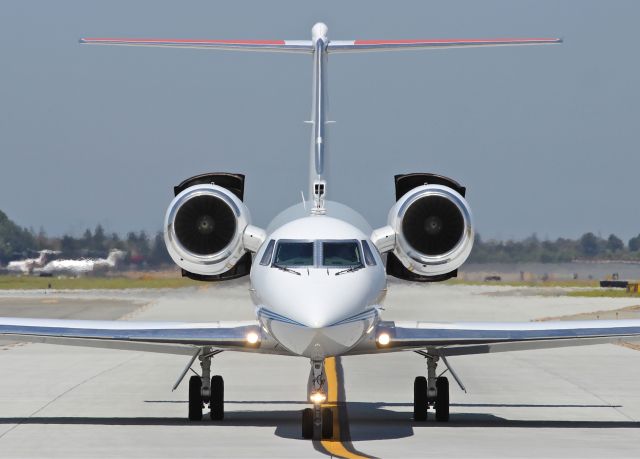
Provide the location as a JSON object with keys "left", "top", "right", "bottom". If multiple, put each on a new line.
{"left": 250, "top": 215, "right": 387, "bottom": 358}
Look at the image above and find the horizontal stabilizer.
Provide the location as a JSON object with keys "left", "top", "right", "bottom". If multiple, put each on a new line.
{"left": 80, "top": 38, "right": 313, "bottom": 53}
{"left": 328, "top": 38, "right": 562, "bottom": 53}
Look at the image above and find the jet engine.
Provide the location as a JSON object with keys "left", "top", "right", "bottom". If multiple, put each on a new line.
{"left": 372, "top": 173, "right": 474, "bottom": 281}
{"left": 164, "top": 173, "right": 265, "bottom": 281}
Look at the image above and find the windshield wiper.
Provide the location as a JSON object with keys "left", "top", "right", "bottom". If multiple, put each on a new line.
{"left": 273, "top": 264, "right": 302, "bottom": 276}
{"left": 335, "top": 265, "right": 364, "bottom": 276}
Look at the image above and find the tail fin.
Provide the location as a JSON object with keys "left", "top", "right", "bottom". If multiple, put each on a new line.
{"left": 80, "top": 25, "right": 562, "bottom": 215}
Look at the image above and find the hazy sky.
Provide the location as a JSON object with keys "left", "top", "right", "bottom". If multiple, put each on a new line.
{"left": 1, "top": 1, "right": 639, "bottom": 241}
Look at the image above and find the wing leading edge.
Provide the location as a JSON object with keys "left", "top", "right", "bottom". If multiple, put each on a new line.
{"left": 0, "top": 317, "right": 268, "bottom": 355}
{"left": 352, "top": 319, "right": 640, "bottom": 356}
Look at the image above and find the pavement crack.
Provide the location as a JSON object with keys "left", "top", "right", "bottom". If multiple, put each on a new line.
{"left": 0, "top": 353, "right": 140, "bottom": 441}
{"left": 515, "top": 354, "right": 636, "bottom": 422}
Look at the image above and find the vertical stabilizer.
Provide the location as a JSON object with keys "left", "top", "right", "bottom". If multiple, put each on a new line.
{"left": 309, "top": 23, "right": 329, "bottom": 214}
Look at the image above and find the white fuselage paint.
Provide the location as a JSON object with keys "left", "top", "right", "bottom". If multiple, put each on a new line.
{"left": 249, "top": 25, "right": 387, "bottom": 359}
{"left": 250, "top": 214, "right": 387, "bottom": 359}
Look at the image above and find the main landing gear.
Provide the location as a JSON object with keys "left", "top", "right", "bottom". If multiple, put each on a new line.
{"left": 188, "top": 351, "right": 224, "bottom": 421}
{"left": 301, "top": 359, "right": 333, "bottom": 440}
{"left": 413, "top": 354, "right": 450, "bottom": 422}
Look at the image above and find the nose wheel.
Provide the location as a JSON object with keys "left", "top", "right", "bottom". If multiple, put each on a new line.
{"left": 301, "top": 406, "right": 333, "bottom": 440}
{"left": 301, "top": 358, "right": 334, "bottom": 440}
{"left": 302, "top": 408, "right": 314, "bottom": 439}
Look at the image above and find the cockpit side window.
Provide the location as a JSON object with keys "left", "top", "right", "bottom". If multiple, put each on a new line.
{"left": 273, "top": 241, "right": 314, "bottom": 267}
{"left": 259, "top": 239, "right": 275, "bottom": 266}
{"left": 322, "top": 241, "right": 362, "bottom": 267}
{"left": 361, "top": 240, "right": 377, "bottom": 266}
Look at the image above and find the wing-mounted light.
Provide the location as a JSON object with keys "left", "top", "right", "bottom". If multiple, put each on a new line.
{"left": 373, "top": 173, "right": 474, "bottom": 281}
{"left": 164, "top": 173, "right": 265, "bottom": 280}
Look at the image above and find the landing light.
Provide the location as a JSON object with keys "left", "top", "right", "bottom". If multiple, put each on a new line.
{"left": 377, "top": 332, "right": 390, "bottom": 346}
{"left": 246, "top": 331, "right": 259, "bottom": 345}
{"left": 309, "top": 392, "right": 327, "bottom": 404}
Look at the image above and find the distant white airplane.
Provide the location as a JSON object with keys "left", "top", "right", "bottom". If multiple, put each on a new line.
{"left": 2, "top": 24, "right": 639, "bottom": 440}
{"left": 6, "top": 250, "right": 61, "bottom": 274}
{"left": 36, "top": 249, "right": 126, "bottom": 276}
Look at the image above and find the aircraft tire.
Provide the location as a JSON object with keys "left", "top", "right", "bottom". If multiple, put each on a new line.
{"left": 210, "top": 375, "right": 224, "bottom": 420}
{"left": 435, "top": 376, "right": 449, "bottom": 422}
{"left": 302, "top": 408, "right": 314, "bottom": 439}
{"left": 188, "top": 375, "right": 203, "bottom": 421}
{"left": 321, "top": 407, "right": 333, "bottom": 439}
{"left": 413, "top": 376, "right": 428, "bottom": 421}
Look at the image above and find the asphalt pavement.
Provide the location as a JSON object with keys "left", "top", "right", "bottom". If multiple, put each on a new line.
{"left": 0, "top": 282, "right": 639, "bottom": 458}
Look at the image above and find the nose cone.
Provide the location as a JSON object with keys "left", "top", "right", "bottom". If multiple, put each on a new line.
{"left": 267, "top": 270, "right": 373, "bottom": 328}
{"left": 253, "top": 268, "right": 384, "bottom": 357}
{"left": 261, "top": 271, "right": 380, "bottom": 357}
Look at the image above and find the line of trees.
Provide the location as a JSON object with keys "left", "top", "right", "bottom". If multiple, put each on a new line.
{"left": 468, "top": 232, "right": 640, "bottom": 263}
{"left": 0, "top": 210, "right": 172, "bottom": 267}
{"left": 3, "top": 209, "right": 640, "bottom": 267}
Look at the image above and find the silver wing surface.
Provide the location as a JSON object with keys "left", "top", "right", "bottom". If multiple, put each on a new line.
{"left": 0, "top": 317, "right": 273, "bottom": 355}
{"left": 351, "top": 319, "right": 640, "bottom": 356}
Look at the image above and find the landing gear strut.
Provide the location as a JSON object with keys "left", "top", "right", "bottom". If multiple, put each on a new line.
{"left": 188, "top": 351, "right": 224, "bottom": 421}
{"left": 301, "top": 359, "right": 333, "bottom": 440}
{"left": 413, "top": 355, "right": 450, "bottom": 422}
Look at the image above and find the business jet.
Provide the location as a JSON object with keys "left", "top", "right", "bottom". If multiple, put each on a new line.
{"left": 2, "top": 24, "right": 639, "bottom": 440}
{"left": 36, "top": 249, "right": 126, "bottom": 276}
{"left": 6, "top": 250, "right": 61, "bottom": 274}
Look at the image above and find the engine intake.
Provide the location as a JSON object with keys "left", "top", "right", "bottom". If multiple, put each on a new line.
{"left": 164, "top": 182, "right": 252, "bottom": 279}
{"left": 402, "top": 193, "right": 465, "bottom": 256}
{"left": 374, "top": 174, "right": 474, "bottom": 280}
{"left": 173, "top": 193, "right": 237, "bottom": 256}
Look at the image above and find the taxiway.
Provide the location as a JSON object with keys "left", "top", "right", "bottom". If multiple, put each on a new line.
{"left": 1, "top": 282, "right": 639, "bottom": 458}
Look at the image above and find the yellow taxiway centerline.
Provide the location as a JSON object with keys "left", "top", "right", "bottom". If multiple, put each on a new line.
{"left": 320, "top": 357, "right": 370, "bottom": 459}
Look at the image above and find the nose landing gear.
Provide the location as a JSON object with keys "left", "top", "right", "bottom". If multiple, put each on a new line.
{"left": 301, "top": 359, "right": 334, "bottom": 440}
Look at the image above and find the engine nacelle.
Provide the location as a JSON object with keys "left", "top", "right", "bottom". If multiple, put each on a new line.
{"left": 374, "top": 182, "right": 474, "bottom": 279}
{"left": 164, "top": 182, "right": 259, "bottom": 278}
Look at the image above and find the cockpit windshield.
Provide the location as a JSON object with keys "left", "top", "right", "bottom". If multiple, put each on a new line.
{"left": 273, "top": 241, "right": 314, "bottom": 267}
{"left": 322, "top": 241, "right": 362, "bottom": 267}
{"left": 270, "top": 239, "right": 365, "bottom": 270}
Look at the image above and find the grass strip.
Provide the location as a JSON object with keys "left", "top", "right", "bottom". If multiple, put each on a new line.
{"left": 0, "top": 275, "right": 202, "bottom": 290}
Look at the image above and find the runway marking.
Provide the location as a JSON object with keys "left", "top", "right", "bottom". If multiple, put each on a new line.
{"left": 41, "top": 299, "right": 59, "bottom": 304}
{"left": 320, "top": 357, "right": 372, "bottom": 459}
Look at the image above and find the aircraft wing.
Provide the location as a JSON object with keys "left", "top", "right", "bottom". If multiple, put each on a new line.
{"left": 328, "top": 38, "right": 562, "bottom": 53}
{"left": 79, "top": 38, "right": 313, "bottom": 53}
{"left": 0, "top": 317, "right": 268, "bottom": 355}
{"left": 352, "top": 319, "right": 640, "bottom": 356}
